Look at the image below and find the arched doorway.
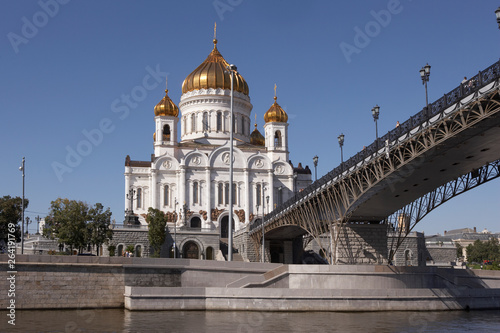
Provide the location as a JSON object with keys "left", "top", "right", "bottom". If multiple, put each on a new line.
{"left": 270, "top": 241, "right": 284, "bottom": 263}
{"left": 135, "top": 245, "right": 142, "bottom": 258}
{"left": 220, "top": 216, "right": 235, "bottom": 239}
{"left": 190, "top": 216, "right": 201, "bottom": 229}
{"left": 183, "top": 241, "right": 200, "bottom": 259}
{"left": 117, "top": 244, "right": 124, "bottom": 257}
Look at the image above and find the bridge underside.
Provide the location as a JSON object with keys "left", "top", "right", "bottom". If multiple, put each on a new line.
{"left": 351, "top": 108, "right": 500, "bottom": 222}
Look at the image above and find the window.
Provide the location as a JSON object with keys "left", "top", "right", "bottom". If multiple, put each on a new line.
{"left": 274, "top": 130, "right": 282, "bottom": 147}
{"left": 136, "top": 188, "right": 142, "bottom": 209}
{"left": 232, "top": 183, "right": 237, "bottom": 206}
{"left": 163, "top": 185, "right": 169, "bottom": 206}
{"left": 191, "top": 114, "right": 196, "bottom": 133}
{"left": 190, "top": 216, "right": 201, "bottom": 228}
{"left": 218, "top": 183, "right": 224, "bottom": 205}
{"left": 217, "top": 112, "right": 222, "bottom": 131}
{"left": 241, "top": 116, "right": 245, "bottom": 135}
{"left": 233, "top": 115, "right": 236, "bottom": 133}
{"left": 203, "top": 112, "right": 208, "bottom": 131}
{"left": 163, "top": 124, "right": 171, "bottom": 142}
{"left": 183, "top": 116, "right": 187, "bottom": 135}
{"left": 256, "top": 184, "right": 262, "bottom": 206}
{"left": 193, "top": 181, "right": 199, "bottom": 204}
{"left": 225, "top": 183, "right": 229, "bottom": 205}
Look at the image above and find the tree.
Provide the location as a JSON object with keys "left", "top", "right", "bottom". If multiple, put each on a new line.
{"left": 466, "top": 238, "right": 500, "bottom": 263}
{"left": 455, "top": 242, "right": 464, "bottom": 259}
{"left": 147, "top": 208, "right": 167, "bottom": 258}
{"left": 43, "top": 198, "right": 113, "bottom": 254}
{"left": 0, "top": 195, "right": 29, "bottom": 243}
{"left": 87, "top": 203, "right": 113, "bottom": 256}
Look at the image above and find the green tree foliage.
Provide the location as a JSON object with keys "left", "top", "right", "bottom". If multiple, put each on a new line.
{"left": 455, "top": 242, "right": 464, "bottom": 258}
{"left": 0, "top": 195, "right": 29, "bottom": 243}
{"left": 147, "top": 208, "right": 167, "bottom": 258}
{"left": 466, "top": 238, "right": 500, "bottom": 263}
{"left": 43, "top": 198, "right": 112, "bottom": 254}
{"left": 87, "top": 203, "right": 113, "bottom": 255}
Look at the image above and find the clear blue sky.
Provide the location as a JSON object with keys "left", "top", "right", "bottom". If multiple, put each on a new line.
{"left": 1, "top": 0, "right": 499, "bottom": 235}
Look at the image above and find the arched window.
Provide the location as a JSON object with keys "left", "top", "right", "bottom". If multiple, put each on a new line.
{"left": 136, "top": 188, "right": 142, "bottom": 209}
{"left": 163, "top": 185, "right": 169, "bottom": 206}
{"left": 225, "top": 183, "right": 229, "bottom": 205}
{"left": 274, "top": 130, "right": 282, "bottom": 147}
{"left": 193, "top": 181, "right": 199, "bottom": 204}
{"left": 218, "top": 183, "right": 224, "bottom": 205}
{"left": 163, "top": 124, "right": 171, "bottom": 142}
{"left": 241, "top": 116, "right": 245, "bottom": 135}
{"left": 117, "top": 244, "right": 124, "bottom": 257}
{"left": 233, "top": 115, "right": 237, "bottom": 133}
{"left": 190, "top": 216, "right": 201, "bottom": 229}
{"left": 216, "top": 112, "right": 222, "bottom": 131}
{"left": 232, "top": 183, "right": 237, "bottom": 206}
{"left": 203, "top": 112, "right": 208, "bottom": 131}
{"left": 256, "top": 184, "right": 262, "bottom": 206}
{"left": 206, "top": 246, "right": 214, "bottom": 260}
{"left": 183, "top": 116, "right": 187, "bottom": 135}
{"left": 191, "top": 114, "right": 196, "bottom": 133}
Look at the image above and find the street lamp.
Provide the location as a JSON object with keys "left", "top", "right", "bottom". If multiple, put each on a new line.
{"left": 19, "top": 157, "right": 25, "bottom": 254}
{"left": 174, "top": 198, "right": 178, "bottom": 258}
{"left": 496, "top": 7, "right": 500, "bottom": 29}
{"left": 371, "top": 105, "right": 380, "bottom": 149}
{"left": 313, "top": 155, "right": 318, "bottom": 182}
{"left": 419, "top": 63, "right": 431, "bottom": 117}
{"left": 226, "top": 63, "right": 238, "bottom": 262}
{"left": 338, "top": 133, "right": 344, "bottom": 172}
{"left": 293, "top": 172, "right": 298, "bottom": 195}
{"left": 263, "top": 195, "right": 269, "bottom": 263}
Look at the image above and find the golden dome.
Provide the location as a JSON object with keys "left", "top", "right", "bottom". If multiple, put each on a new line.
{"left": 264, "top": 96, "right": 288, "bottom": 123}
{"left": 182, "top": 39, "right": 249, "bottom": 95}
{"left": 250, "top": 123, "right": 265, "bottom": 146}
{"left": 154, "top": 89, "right": 179, "bottom": 117}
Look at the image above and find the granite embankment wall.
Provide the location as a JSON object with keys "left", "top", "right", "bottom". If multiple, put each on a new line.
{"left": 2, "top": 255, "right": 500, "bottom": 311}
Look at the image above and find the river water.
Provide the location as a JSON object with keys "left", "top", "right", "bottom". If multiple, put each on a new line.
{"left": 2, "top": 309, "right": 500, "bottom": 332}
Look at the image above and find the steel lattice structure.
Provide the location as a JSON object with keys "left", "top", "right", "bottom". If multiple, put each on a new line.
{"left": 249, "top": 59, "right": 500, "bottom": 263}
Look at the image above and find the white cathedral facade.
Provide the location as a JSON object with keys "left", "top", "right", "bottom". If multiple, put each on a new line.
{"left": 123, "top": 37, "right": 311, "bottom": 256}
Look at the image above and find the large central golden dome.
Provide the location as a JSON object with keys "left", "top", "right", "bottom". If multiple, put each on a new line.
{"left": 182, "top": 39, "right": 249, "bottom": 95}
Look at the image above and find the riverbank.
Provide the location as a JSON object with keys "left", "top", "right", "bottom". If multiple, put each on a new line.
{"left": 1, "top": 255, "right": 499, "bottom": 311}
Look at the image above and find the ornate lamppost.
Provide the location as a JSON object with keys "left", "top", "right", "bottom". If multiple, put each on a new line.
{"left": 226, "top": 63, "right": 238, "bottom": 262}
{"left": 420, "top": 63, "right": 431, "bottom": 117}
{"left": 371, "top": 105, "right": 380, "bottom": 149}
{"left": 313, "top": 155, "right": 318, "bottom": 182}
{"left": 174, "top": 198, "right": 178, "bottom": 258}
{"left": 125, "top": 188, "right": 139, "bottom": 225}
{"left": 338, "top": 133, "right": 344, "bottom": 172}
{"left": 19, "top": 157, "right": 25, "bottom": 254}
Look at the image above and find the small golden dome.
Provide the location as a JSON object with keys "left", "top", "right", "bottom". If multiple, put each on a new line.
{"left": 264, "top": 96, "right": 288, "bottom": 123}
{"left": 250, "top": 123, "right": 265, "bottom": 146}
{"left": 154, "top": 89, "right": 179, "bottom": 117}
{"left": 182, "top": 39, "right": 249, "bottom": 95}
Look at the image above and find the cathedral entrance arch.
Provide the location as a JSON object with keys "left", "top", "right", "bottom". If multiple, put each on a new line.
{"left": 220, "top": 215, "right": 235, "bottom": 239}
{"left": 183, "top": 241, "right": 200, "bottom": 259}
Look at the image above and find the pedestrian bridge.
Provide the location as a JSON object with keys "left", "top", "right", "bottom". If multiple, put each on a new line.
{"left": 250, "top": 59, "right": 500, "bottom": 262}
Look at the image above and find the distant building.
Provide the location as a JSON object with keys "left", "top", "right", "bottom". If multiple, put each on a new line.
{"left": 438, "top": 227, "right": 500, "bottom": 262}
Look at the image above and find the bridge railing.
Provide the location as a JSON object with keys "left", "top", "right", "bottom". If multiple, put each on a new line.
{"left": 255, "top": 59, "right": 500, "bottom": 230}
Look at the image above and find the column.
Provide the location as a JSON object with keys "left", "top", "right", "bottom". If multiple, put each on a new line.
{"left": 244, "top": 168, "right": 250, "bottom": 224}
{"left": 151, "top": 169, "right": 157, "bottom": 209}
{"left": 179, "top": 165, "right": 186, "bottom": 208}
{"left": 267, "top": 169, "right": 274, "bottom": 210}
{"left": 205, "top": 167, "right": 211, "bottom": 226}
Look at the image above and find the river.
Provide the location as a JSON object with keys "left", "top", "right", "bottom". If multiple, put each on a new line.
{"left": 2, "top": 309, "right": 500, "bottom": 332}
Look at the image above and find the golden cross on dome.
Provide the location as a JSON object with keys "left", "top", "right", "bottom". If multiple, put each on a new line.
{"left": 165, "top": 76, "right": 168, "bottom": 93}
{"left": 214, "top": 22, "right": 217, "bottom": 40}
{"left": 274, "top": 84, "right": 277, "bottom": 100}
{"left": 254, "top": 113, "right": 257, "bottom": 127}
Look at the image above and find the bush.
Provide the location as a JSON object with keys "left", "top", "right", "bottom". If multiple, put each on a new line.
{"left": 108, "top": 245, "right": 116, "bottom": 257}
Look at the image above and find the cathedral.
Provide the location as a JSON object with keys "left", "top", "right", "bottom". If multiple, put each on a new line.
{"left": 122, "top": 34, "right": 312, "bottom": 260}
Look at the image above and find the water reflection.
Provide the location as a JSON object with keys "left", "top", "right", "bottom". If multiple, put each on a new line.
{"left": 2, "top": 309, "right": 500, "bottom": 333}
